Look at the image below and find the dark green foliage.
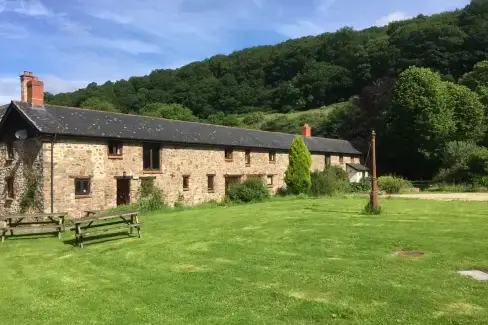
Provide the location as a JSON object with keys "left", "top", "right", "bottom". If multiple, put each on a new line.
{"left": 377, "top": 176, "right": 413, "bottom": 194}
{"left": 227, "top": 178, "right": 270, "bottom": 203}
{"left": 349, "top": 177, "right": 371, "bottom": 193}
{"left": 141, "top": 103, "right": 198, "bottom": 121}
{"left": 309, "top": 166, "right": 350, "bottom": 196}
{"left": 19, "top": 173, "right": 38, "bottom": 213}
{"left": 362, "top": 202, "right": 382, "bottom": 215}
{"left": 45, "top": 2, "right": 488, "bottom": 121}
{"left": 284, "top": 137, "right": 312, "bottom": 194}
{"left": 138, "top": 178, "right": 165, "bottom": 211}
{"left": 435, "top": 141, "right": 481, "bottom": 182}
{"left": 80, "top": 97, "right": 118, "bottom": 112}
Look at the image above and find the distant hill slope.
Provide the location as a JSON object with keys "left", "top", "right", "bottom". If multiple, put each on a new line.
{"left": 45, "top": 1, "right": 488, "bottom": 124}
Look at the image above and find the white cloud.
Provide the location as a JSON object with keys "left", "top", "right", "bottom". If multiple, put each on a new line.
{"left": 5, "top": 0, "right": 52, "bottom": 17}
{"left": 90, "top": 11, "right": 133, "bottom": 24}
{"left": 275, "top": 20, "right": 326, "bottom": 39}
{"left": 376, "top": 11, "right": 412, "bottom": 26}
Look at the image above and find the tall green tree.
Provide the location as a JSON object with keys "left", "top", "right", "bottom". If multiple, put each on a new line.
{"left": 445, "top": 82, "right": 485, "bottom": 142}
{"left": 385, "top": 66, "right": 455, "bottom": 178}
{"left": 284, "top": 136, "right": 312, "bottom": 194}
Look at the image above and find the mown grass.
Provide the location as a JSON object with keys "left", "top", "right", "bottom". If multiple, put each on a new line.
{"left": 1, "top": 197, "right": 488, "bottom": 324}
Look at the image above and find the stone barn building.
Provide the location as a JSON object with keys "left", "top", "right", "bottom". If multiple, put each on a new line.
{"left": 0, "top": 72, "right": 366, "bottom": 218}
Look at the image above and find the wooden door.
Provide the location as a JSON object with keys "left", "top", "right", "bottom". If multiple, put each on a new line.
{"left": 116, "top": 179, "right": 131, "bottom": 206}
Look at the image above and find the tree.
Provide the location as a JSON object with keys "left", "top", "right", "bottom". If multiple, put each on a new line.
{"left": 141, "top": 103, "right": 198, "bottom": 122}
{"left": 284, "top": 136, "right": 312, "bottom": 194}
{"left": 385, "top": 66, "right": 455, "bottom": 178}
{"left": 445, "top": 82, "right": 485, "bottom": 142}
{"left": 80, "top": 97, "right": 117, "bottom": 112}
{"left": 459, "top": 60, "right": 488, "bottom": 91}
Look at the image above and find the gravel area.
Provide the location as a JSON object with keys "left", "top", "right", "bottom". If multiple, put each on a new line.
{"left": 390, "top": 193, "right": 488, "bottom": 201}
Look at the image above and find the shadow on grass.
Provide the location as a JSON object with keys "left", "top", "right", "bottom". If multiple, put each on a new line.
{"left": 2, "top": 232, "right": 59, "bottom": 241}
{"left": 63, "top": 231, "right": 138, "bottom": 247}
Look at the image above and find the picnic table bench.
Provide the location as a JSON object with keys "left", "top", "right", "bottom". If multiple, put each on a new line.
{"left": 70, "top": 210, "right": 140, "bottom": 248}
{"left": 0, "top": 212, "right": 67, "bottom": 243}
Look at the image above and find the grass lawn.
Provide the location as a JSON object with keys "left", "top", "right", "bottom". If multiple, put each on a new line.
{"left": 1, "top": 197, "right": 488, "bottom": 325}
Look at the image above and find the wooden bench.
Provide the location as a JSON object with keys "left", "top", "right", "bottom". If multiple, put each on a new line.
{"left": 0, "top": 213, "right": 67, "bottom": 243}
{"left": 70, "top": 211, "right": 140, "bottom": 248}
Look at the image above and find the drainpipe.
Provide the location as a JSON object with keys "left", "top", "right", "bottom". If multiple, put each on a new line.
{"left": 50, "top": 135, "right": 56, "bottom": 213}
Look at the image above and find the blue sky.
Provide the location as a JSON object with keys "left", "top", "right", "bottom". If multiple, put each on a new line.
{"left": 0, "top": 0, "right": 470, "bottom": 103}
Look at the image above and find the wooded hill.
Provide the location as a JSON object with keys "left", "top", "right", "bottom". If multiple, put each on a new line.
{"left": 45, "top": 0, "right": 488, "bottom": 180}
{"left": 47, "top": 1, "right": 487, "bottom": 116}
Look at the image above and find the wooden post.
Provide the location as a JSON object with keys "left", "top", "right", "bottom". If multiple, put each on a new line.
{"left": 369, "top": 130, "right": 380, "bottom": 209}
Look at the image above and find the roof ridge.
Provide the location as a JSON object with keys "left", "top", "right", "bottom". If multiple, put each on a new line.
{"left": 14, "top": 100, "right": 347, "bottom": 142}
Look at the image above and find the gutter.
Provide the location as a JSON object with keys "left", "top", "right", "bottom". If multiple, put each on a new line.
{"left": 50, "top": 134, "right": 56, "bottom": 213}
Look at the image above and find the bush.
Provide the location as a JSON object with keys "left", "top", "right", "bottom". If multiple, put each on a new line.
{"left": 309, "top": 166, "right": 350, "bottom": 196}
{"left": 377, "top": 176, "right": 412, "bottom": 194}
{"left": 138, "top": 178, "right": 165, "bottom": 212}
{"left": 349, "top": 177, "right": 371, "bottom": 193}
{"left": 362, "top": 202, "right": 382, "bottom": 215}
{"left": 285, "top": 136, "right": 312, "bottom": 194}
{"left": 228, "top": 178, "right": 270, "bottom": 203}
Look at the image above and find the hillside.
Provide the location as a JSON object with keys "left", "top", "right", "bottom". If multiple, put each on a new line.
{"left": 45, "top": 1, "right": 488, "bottom": 123}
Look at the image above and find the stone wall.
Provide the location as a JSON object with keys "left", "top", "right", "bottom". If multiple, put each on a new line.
{"left": 0, "top": 139, "right": 44, "bottom": 215}
{"left": 42, "top": 137, "right": 360, "bottom": 218}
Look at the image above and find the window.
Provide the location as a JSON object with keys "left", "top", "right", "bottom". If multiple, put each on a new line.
{"left": 325, "top": 155, "right": 331, "bottom": 165}
{"left": 225, "top": 148, "right": 233, "bottom": 161}
{"left": 267, "top": 175, "right": 273, "bottom": 187}
{"left": 75, "top": 178, "right": 91, "bottom": 196}
{"left": 6, "top": 177, "right": 14, "bottom": 199}
{"left": 183, "top": 175, "right": 190, "bottom": 191}
{"left": 245, "top": 150, "right": 251, "bottom": 166}
{"left": 143, "top": 143, "right": 160, "bottom": 171}
{"left": 108, "top": 141, "right": 123, "bottom": 156}
{"left": 269, "top": 151, "right": 276, "bottom": 163}
{"left": 339, "top": 155, "right": 344, "bottom": 164}
{"left": 207, "top": 175, "right": 215, "bottom": 192}
{"left": 6, "top": 142, "right": 14, "bottom": 160}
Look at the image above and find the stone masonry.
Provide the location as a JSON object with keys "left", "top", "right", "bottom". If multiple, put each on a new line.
{"left": 37, "top": 137, "right": 359, "bottom": 218}
{"left": 0, "top": 139, "right": 44, "bottom": 214}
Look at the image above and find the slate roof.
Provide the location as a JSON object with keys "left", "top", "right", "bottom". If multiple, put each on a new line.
{"left": 8, "top": 101, "right": 361, "bottom": 155}
{"left": 347, "top": 163, "right": 369, "bottom": 171}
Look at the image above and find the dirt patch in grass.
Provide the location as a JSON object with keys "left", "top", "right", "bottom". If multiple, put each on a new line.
{"left": 171, "top": 264, "right": 210, "bottom": 273}
{"left": 440, "top": 302, "right": 484, "bottom": 315}
{"left": 392, "top": 250, "right": 424, "bottom": 257}
{"left": 286, "top": 290, "right": 329, "bottom": 303}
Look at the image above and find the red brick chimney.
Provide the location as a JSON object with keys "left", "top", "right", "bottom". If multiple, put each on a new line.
{"left": 301, "top": 124, "right": 311, "bottom": 137}
{"left": 20, "top": 71, "right": 44, "bottom": 106}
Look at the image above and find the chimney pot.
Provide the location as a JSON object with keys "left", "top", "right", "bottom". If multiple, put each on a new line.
{"left": 301, "top": 124, "right": 312, "bottom": 137}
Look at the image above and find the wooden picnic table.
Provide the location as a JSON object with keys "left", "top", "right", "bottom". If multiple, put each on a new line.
{"left": 0, "top": 212, "right": 67, "bottom": 243}
{"left": 70, "top": 210, "right": 140, "bottom": 248}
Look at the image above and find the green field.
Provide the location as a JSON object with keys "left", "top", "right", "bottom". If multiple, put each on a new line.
{"left": 1, "top": 197, "right": 488, "bottom": 325}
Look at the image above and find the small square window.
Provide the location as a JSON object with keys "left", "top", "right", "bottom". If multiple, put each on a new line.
{"left": 75, "top": 178, "right": 91, "bottom": 196}
{"left": 108, "top": 141, "right": 123, "bottom": 156}
{"left": 225, "top": 149, "right": 233, "bottom": 161}
{"left": 6, "top": 143, "right": 14, "bottom": 160}
{"left": 6, "top": 177, "right": 14, "bottom": 199}
{"left": 245, "top": 150, "right": 251, "bottom": 166}
{"left": 267, "top": 175, "right": 273, "bottom": 187}
{"left": 269, "top": 151, "right": 276, "bottom": 163}
{"left": 339, "top": 155, "right": 344, "bottom": 164}
{"left": 207, "top": 175, "right": 215, "bottom": 192}
{"left": 183, "top": 175, "right": 190, "bottom": 191}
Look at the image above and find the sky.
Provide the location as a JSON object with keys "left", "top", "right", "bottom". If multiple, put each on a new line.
{"left": 0, "top": 0, "right": 471, "bottom": 103}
